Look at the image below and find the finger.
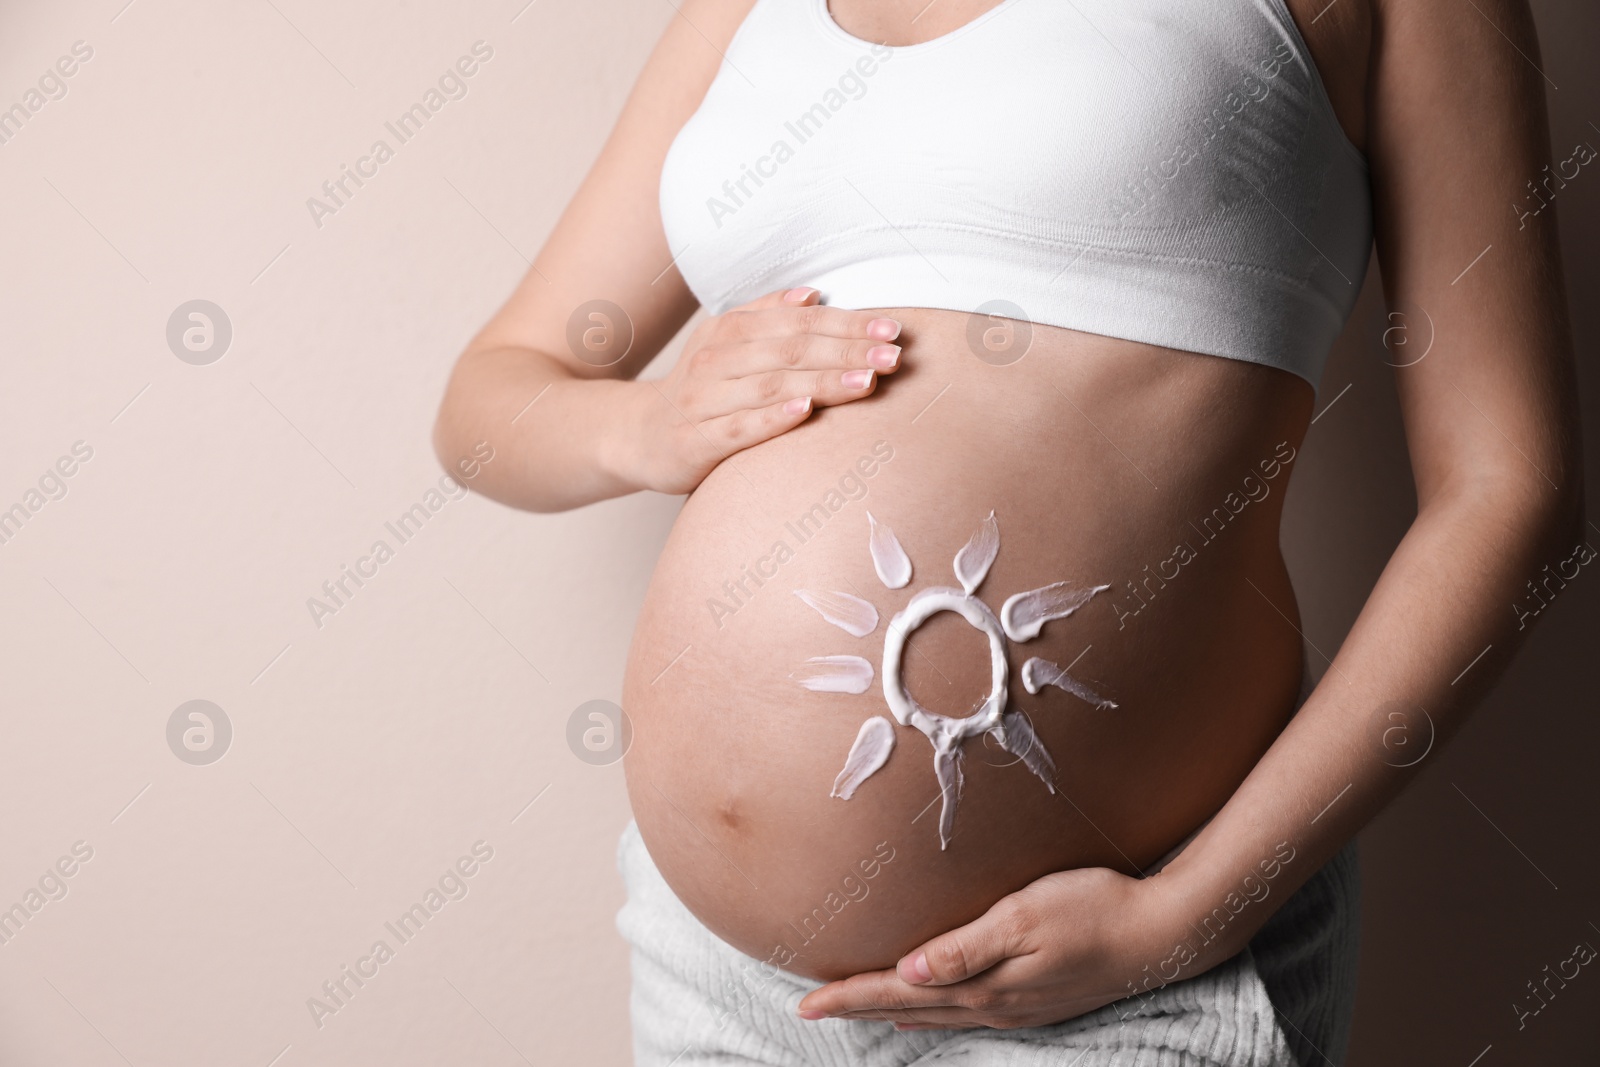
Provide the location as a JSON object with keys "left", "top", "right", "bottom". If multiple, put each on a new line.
{"left": 897, "top": 897, "right": 1032, "bottom": 987}
{"left": 798, "top": 968, "right": 930, "bottom": 1019}
{"left": 711, "top": 366, "right": 880, "bottom": 416}
{"left": 712, "top": 335, "right": 903, "bottom": 379}
{"left": 695, "top": 395, "right": 814, "bottom": 456}
{"left": 718, "top": 303, "right": 903, "bottom": 346}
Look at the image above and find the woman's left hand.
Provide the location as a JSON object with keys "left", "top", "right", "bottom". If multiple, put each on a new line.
{"left": 795, "top": 864, "right": 1205, "bottom": 1031}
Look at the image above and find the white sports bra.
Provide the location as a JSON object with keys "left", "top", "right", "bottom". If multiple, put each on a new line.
{"left": 659, "top": 0, "right": 1373, "bottom": 393}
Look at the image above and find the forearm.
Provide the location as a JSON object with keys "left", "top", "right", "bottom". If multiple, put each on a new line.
{"left": 432, "top": 345, "right": 652, "bottom": 513}
{"left": 1154, "top": 474, "right": 1586, "bottom": 970}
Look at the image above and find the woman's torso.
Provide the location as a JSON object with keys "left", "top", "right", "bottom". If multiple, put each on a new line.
{"left": 621, "top": 0, "right": 1370, "bottom": 981}
{"left": 623, "top": 316, "right": 1313, "bottom": 979}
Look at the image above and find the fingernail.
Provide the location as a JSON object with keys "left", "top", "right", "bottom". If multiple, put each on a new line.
{"left": 868, "top": 317, "right": 902, "bottom": 341}
{"left": 867, "top": 344, "right": 900, "bottom": 369}
{"left": 797, "top": 1009, "right": 827, "bottom": 1021}
{"left": 784, "top": 396, "right": 812, "bottom": 415}
{"left": 842, "top": 369, "right": 874, "bottom": 390}
{"left": 902, "top": 953, "right": 932, "bottom": 983}
{"left": 785, "top": 287, "right": 818, "bottom": 303}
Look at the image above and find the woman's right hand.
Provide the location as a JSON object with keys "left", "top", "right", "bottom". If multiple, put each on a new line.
{"left": 632, "top": 287, "right": 905, "bottom": 495}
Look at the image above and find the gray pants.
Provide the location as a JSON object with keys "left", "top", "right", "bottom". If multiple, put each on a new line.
{"left": 615, "top": 820, "right": 1360, "bottom": 1066}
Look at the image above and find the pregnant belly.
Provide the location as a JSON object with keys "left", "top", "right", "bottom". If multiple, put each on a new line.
{"left": 620, "top": 309, "right": 1315, "bottom": 981}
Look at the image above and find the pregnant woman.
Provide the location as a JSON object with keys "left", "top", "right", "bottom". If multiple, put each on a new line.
{"left": 434, "top": 0, "right": 1582, "bottom": 1062}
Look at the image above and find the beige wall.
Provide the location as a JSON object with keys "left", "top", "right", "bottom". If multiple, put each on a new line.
{"left": 0, "top": 1, "right": 1592, "bottom": 1064}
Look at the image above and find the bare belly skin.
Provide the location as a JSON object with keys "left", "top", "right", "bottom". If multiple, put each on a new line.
{"left": 621, "top": 308, "right": 1315, "bottom": 981}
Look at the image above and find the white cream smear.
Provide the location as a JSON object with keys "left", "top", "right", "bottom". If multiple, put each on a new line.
{"left": 1001, "top": 581, "right": 1110, "bottom": 642}
{"left": 867, "top": 512, "right": 912, "bottom": 589}
{"left": 796, "top": 511, "right": 1118, "bottom": 849}
{"left": 792, "top": 588, "right": 879, "bottom": 637}
{"left": 831, "top": 716, "right": 895, "bottom": 799}
{"left": 793, "top": 655, "right": 875, "bottom": 694}
{"left": 952, "top": 510, "right": 1000, "bottom": 594}
{"left": 1021, "top": 656, "right": 1118, "bottom": 709}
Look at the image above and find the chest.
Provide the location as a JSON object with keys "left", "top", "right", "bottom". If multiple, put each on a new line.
{"left": 663, "top": 1, "right": 1318, "bottom": 234}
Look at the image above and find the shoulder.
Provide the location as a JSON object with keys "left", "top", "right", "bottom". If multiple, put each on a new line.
{"left": 633, "top": 0, "right": 763, "bottom": 126}
{"left": 670, "top": 0, "right": 764, "bottom": 54}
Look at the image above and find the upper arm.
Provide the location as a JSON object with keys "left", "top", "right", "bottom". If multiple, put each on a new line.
{"left": 464, "top": 0, "right": 758, "bottom": 379}
{"left": 1366, "top": 0, "right": 1582, "bottom": 509}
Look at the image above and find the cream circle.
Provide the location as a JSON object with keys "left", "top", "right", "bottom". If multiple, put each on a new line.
{"left": 882, "top": 586, "right": 1009, "bottom": 737}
